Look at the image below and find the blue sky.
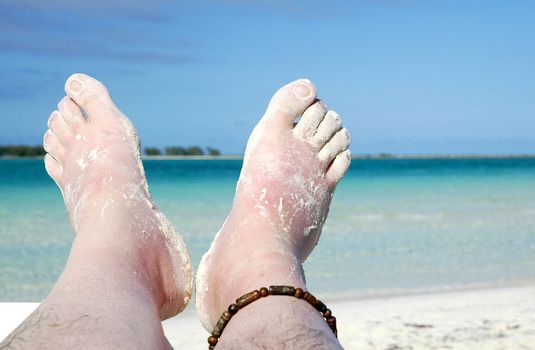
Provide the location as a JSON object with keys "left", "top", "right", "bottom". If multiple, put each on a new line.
{"left": 1, "top": 0, "right": 534, "bottom": 154}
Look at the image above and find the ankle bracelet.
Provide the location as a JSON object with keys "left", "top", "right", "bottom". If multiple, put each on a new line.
{"left": 207, "top": 285, "right": 337, "bottom": 349}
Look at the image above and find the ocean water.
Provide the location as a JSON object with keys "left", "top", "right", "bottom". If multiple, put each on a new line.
{"left": 1, "top": 158, "right": 535, "bottom": 301}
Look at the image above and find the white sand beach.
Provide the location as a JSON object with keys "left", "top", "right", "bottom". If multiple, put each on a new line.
{"left": 1, "top": 284, "right": 534, "bottom": 349}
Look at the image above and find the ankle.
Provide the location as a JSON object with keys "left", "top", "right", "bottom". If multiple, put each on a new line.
{"left": 217, "top": 297, "right": 342, "bottom": 350}
{"left": 210, "top": 249, "right": 306, "bottom": 320}
{"left": 69, "top": 225, "right": 167, "bottom": 304}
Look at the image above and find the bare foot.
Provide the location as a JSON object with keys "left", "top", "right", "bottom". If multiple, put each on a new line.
{"left": 196, "top": 79, "right": 350, "bottom": 330}
{"left": 43, "top": 73, "right": 192, "bottom": 319}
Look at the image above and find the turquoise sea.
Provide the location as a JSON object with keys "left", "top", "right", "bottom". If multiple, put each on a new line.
{"left": 1, "top": 158, "right": 535, "bottom": 301}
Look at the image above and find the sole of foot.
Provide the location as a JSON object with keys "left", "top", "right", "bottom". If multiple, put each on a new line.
{"left": 196, "top": 79, "right": 350, "bottom": 330}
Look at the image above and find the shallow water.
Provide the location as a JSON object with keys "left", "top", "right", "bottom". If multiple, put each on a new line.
{"left": 1, "top": 158, "right": 534, "bottom": 301}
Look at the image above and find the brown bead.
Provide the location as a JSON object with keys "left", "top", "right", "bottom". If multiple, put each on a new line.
{"left": 236, "top": 290, "right": 261, "bottom": 308}
{"left": 208, "top": 336, "right": 218, "bottom": 346}
{"left": 228, "top": 303, "right": 239, "bottom": 315}
{"left": 326, "top": 316, "right": 337, "bottom": 334}
{"left": 269, "top": 285, "right": 296, "bottom": 296}
{"left": 259, "top": 287, "right": 269, "bottom": 297}
{"left": 314, "top": 300, "right": 327, "bottom": 313}
{"left": 212, "top": 311, "right": 232, "bottom": 337}
{"left": 304, "top": 292, "right": 318, "bottom": 306}
{"left": 294, "top": 288, "right": 304, "bottom": 298}
{"left": 323, "top": 308, "right": 332, "bottom": 318}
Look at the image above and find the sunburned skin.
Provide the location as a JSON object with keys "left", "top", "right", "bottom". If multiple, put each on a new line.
{"left": 43, "top": 74, "right": 193, "bottom": 319}
{"left": 196, "top": 79, "right": 351, "bottom": 331}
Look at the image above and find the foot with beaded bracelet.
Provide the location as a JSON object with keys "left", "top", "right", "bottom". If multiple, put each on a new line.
{"left": 196, "top": 79, "right": 350, "bottom": 349}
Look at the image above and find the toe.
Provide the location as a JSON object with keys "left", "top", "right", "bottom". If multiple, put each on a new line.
{"left": 325, "top": 150, "right": 351, "bottom": 187}
{"left": 310, "top": 110, "right": 343, "bottom": 149}
{"left": 64, "top": 73, "right": 119, "bottom": 121}
{"left": 47, "top": 111, "right": 72, "bottom": 141}
{"left": 43, "top": 129, "right": 64, "bottom": 162}
{"left": 264, "top": 79, "right": 317, "bottom": 129}
{"left": 318, "top": 128, "right": 351, "bottom": 165}
{"left": 44, "top": 153, "right": 63, "bottom": 184}
{"left": 58, "top": 96, "right": 85, "bottom": 125}
{"left": 293, "top": 100, "right": 328, "bottom": 140}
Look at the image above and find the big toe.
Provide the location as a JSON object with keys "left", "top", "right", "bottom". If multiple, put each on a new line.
{"left": 263, "top": 79, "right": 317, "bottom": 129}
{"left": 64, "top": 73, "right": 119, "bottom": 121}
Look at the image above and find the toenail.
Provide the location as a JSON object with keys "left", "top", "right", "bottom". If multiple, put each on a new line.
{"left": 68, "top": 79, "right": 84, "bottom": 93}
{"left": 293, "top": 83, "right": 312, "bottom": 99}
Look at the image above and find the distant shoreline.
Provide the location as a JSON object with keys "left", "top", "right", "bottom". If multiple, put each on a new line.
{"left": 2, "top": 154, "right": 535, "bottom": 160}
{"left": 350, "top": 153, "right": 535, "bottom": 159}
{"left": 142, "top": 153, "right": 535, "bottom": 160}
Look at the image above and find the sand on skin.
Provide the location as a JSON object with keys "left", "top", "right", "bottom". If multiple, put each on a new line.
{"left": 1, "top": 285, "right": 534, "bottom": 349}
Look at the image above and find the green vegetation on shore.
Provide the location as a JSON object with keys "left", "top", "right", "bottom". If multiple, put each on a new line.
{"left": 3, "top": 145, "right": 535, "bottom": 159}
{"left": 0, "top": 145, "right": 222, "bottom": 157}
{"left": 144, "top": 146, "right": 221, "bottom": 156}
{"left": 0, "top": 145, "right": 46, "bottom": 157}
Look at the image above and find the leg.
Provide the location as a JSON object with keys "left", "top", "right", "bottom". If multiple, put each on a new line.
{"left": 0, "top": 74, "right": 193, "bottom": 350}
{"left": 197, "top": 79, "right": 351, "bottom": 349}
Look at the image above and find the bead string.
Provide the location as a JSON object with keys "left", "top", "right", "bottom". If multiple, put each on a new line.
{"left": 207, "top": 285, "right": 337, "bottom": 349}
